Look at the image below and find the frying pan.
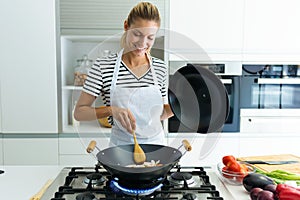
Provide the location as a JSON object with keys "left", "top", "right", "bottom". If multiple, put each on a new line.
{"left": 87, "top": 140, "right": 191, "bottom": 182}
{"left": 168, "top": 64, "right": 229, "bottom": 133}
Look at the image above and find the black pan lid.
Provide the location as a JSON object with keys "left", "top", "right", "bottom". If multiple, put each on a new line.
{"left": 168, "top": 64, "right": 229, "bottom": 133}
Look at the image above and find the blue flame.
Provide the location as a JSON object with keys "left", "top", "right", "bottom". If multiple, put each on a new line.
{"left": 110, "top": 180, "right": 163, "bottom": 195}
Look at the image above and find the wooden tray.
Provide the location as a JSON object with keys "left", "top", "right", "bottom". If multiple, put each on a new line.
{"left": 237, "top": 154, "right": 300, "bottom": 174}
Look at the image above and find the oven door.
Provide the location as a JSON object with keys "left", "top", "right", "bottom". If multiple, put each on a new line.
{"left": 168, "top": 76, "right": 240, "bottom": 133}
{"left": 220, "top": 76, "right": 240, "bottom": 132}
{"left": 240, "top": 77, "right": 300, "bottom": 109}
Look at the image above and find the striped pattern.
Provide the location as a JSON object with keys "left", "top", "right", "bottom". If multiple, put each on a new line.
{"left": 83, "top": 54, "right": 167, "bottom": 107}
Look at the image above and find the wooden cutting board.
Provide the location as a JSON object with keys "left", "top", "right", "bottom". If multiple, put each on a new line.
{"left": 237, "top": 154, "right": 300, "bottom": 174}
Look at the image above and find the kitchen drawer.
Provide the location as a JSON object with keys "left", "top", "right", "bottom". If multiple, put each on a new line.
{"left": 167, "top": 133, "right": 240, "bottom": 166}
{"left": 59, "top": 137, "right": 110, "bottom": 155}
{"left": 59, "top": 137, "right": 111, "bottom": 166}
{"left": 239, "top": 137, "right": 300, "bottom": 157}
{"left": 3, "top": 138, "right": 59, "bottom": 165}
{"left": 240, "top": 116, "right": 300, "bottom": 133}
{"left": 59, "top": 155, "right": 96, "bottom": 166}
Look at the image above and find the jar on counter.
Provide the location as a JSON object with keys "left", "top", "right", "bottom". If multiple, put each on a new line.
{"left": 74, "top": 55, "right": 93, "bottom": 86}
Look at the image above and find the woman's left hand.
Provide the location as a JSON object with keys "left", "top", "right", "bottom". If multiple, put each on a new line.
{"left": 160, "top": 104, "right": 174, "bottom": 120}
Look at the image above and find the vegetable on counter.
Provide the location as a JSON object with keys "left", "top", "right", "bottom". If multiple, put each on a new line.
{"left": 256, "top": 168, "right": 300, "bottom": 186}
{"left": 276, "top": 184, "right": 300, "bottom": 200}
{"left": 222, "top": 155, "right": 248, "bottom": 173}
{"left": 243, "top": 173, "right": 276, "bottom": 192}
{"left": 246, "top": 180, "right": 300, "bottom": 200}
{"left": 256, "top": 190, "right": 275, "bottom": 200}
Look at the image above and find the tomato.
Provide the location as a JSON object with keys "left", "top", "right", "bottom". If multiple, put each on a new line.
{"left": 222, "top": 166, "right": 233, "bottom": 179}
{"left": 227, "top": 161, "right": 242, "bottom": 172}
{"left": 222, "top": 155, "right": 250, "bottom": 183}
{"left": 222, "top": 155, "right": 236, "bottom": 166}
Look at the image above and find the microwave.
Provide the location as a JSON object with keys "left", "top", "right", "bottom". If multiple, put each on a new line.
{"left": 241, "top": 64, "right": 300, "bottom": 109}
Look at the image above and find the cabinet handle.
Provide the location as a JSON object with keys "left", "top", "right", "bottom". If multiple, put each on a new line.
{"left": 257, "top": 78, "right": 300, "bottom": 85}
{"left": 248, "top": 118, "right": 252, "bottom": 122}
{"left": 220, "top": 79, "right": 232, "bottom": 84}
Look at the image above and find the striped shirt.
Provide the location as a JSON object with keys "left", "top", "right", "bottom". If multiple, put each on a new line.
{"left": 83, "top": 53, "right": 168, "bottom": 107}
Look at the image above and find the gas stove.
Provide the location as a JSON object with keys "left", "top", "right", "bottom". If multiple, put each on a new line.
{"left": 41, "top": 164, "right": 226, "bottom": 200}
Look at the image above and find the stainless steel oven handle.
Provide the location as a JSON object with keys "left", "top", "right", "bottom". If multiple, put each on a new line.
{"left": 220, "top": 79, "right": 232, "bottom": 84}
{"left": 257, "top": 78, "right": 300, "bottom": 85}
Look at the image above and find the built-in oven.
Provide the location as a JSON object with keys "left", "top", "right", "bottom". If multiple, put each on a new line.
{"left": 168, "top": 62, "right": 241, "bottom": 133}
{"left": 240, "top": 64, "right": 300, "bottom": 109}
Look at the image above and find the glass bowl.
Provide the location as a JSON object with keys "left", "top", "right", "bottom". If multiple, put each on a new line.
{"left": 217, "top": 161, "right": 256, "bottom": 185}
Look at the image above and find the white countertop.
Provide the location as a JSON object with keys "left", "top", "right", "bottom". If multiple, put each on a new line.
{"left": 0, "top": 165, "right": 251, "bottom": 200}
{"left": 208, "top": 166, "right": 251, "bottom": 200}
{"left": 0, "top": 165, "right": 63, "bottom": 200}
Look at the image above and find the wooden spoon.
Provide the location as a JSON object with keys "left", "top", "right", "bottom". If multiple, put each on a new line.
{"left": 132, "top": 131, "right": 146, "bottom": 165}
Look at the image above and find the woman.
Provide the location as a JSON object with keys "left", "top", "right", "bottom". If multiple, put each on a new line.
{"left": 74, "top": 2, "right": 173, "bottom": 146}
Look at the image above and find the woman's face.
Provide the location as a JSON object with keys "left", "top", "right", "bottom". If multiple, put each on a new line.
{"left": 125, "top": 18, "right": 159, "bottom": 56}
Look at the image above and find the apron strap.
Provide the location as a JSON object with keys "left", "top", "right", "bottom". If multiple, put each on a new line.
{"left": 146, "top": 53, "right": 159, "bottom": 86}
{"left": 110, "top": 49, "right": 124, "bottom": 89}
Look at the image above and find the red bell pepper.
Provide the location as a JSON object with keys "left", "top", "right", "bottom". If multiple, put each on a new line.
{"left": 276, "top": 184, "right": 300, "bottom": 200}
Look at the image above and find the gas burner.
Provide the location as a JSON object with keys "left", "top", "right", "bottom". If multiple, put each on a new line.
{"left": 168, "top": 172, "right": 195, "bottom": 187}
{"left": 109, "top": 178, "right": 163, "bottom": 196}
{"left": 47, "top": 166, "right": 225, "bottom": 200}
{"left": 83, "top": 172, "right": 106, "bottom": 186}
{"left": 181, "top": 192, "right": 198, "bottom": 200}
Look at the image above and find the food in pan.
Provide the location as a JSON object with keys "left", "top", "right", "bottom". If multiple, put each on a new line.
{"left": 126, "top": 160, "right": 163, "bottom": 168}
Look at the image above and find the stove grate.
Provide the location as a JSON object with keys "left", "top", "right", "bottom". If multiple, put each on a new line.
{"left": 49, "top": 166, "right": 224, "bottom": 200}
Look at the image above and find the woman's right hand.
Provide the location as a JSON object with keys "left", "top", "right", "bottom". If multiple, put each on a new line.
{"left": 111, "top": 106, "right": 136, "bottom": 133}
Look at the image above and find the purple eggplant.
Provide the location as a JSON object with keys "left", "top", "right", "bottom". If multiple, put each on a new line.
{"left": 243, "top": 173, "right": 275, "bottom": 192}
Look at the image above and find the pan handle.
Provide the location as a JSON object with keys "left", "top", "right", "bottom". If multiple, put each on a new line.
{"left": 182, "top": 139, "right": 192, "bottom": 151}
{"left": 177, "top": 139, "right": 192, "bottom": 157}
{"left": 86, "top": 140, "right": 97, "bottom": 153}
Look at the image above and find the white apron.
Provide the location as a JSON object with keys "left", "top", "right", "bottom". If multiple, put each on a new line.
{"left": 109, "top": 49, "right": 165, "bottom": 146}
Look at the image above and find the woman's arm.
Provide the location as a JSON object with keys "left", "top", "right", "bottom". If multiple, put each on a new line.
{"left": 160, "top": 104, "right": 174, "bottom": 120}
{"left": 74, "top": 92, "right": 112, "bottom": 121}
{"left": 74, "top": 91, "right": 136, "bottom": 132}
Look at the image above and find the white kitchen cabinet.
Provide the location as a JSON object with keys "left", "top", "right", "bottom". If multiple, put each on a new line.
{"left": 169, "top": 0, "right": 244, "bottom": 61}
{"left": 239, "top": 136, "right": 300, "bottom": 157}
{"left": 3, "top": 137, "right": 59, "bottom": 165}
{"left": 243, "top": 0, "right": 300, "bottom": 61}
{"left": 0, "top": 0, "right": 58, "bottom": 133}
{"left": 240, "top": 109, "right": 300, "bottom": 133}
{"left": 58, "top": 136, "right": 110, "bottom": 166}
{"left": 59, "top": 137, "right": 95, "bottom": 166}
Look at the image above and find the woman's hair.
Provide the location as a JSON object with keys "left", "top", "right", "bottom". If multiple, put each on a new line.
{"left": 127, "top": 2, "right": 161, "bottom": 27}
{"left": 121, "top": 2, "right": 161, "bottom": 50}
